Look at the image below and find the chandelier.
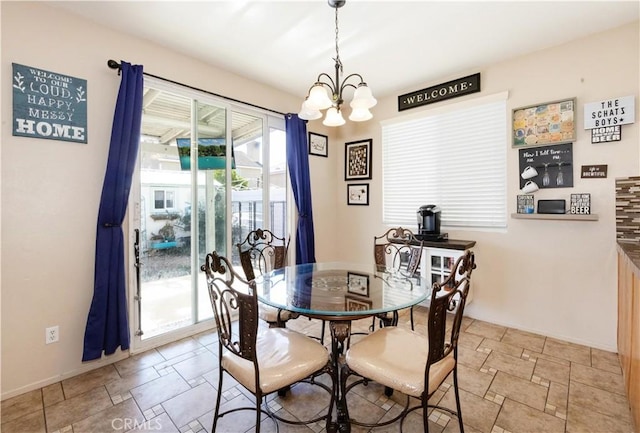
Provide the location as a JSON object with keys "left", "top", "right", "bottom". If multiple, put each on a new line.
{"left": 298, "top": 0, "right": 376, "bottom": 126}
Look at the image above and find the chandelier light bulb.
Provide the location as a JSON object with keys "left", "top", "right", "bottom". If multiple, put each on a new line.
{"left": 307, "top": 84, "right": 333, "bottom": 110}
{"left": 323, "top": 106, "right": 346, "bottom": 127}
{"left": 350, "top": 84, "right": 377, "bottom": 109}
{"left": 298, "top": 99, "right": 322, "bottom": 120}
{"left": 348, "top": 107, "right": 373, "bottom": 122}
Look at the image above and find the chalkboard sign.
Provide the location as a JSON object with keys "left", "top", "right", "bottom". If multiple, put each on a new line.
{"left": 12, "top": 63, "right": 87, "bottom": 143}
{"left": 518, "top": 143, "right": 573, "bottom": 190}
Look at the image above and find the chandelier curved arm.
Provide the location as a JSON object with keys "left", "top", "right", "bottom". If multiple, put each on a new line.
{"left": 315, "top": 72, "right": 338, "bottom": 93}
{"left": 339, "top": 73, "right": 365, "bottom": 95}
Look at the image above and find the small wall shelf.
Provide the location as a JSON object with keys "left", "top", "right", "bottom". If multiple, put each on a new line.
{"left": 511, "top": 213, "right": 598, "bottom": 221}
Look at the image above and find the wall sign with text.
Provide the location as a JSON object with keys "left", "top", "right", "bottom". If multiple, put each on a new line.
{"left": 570, "top": 193, "right": 591, "bottom": 215}
{"left": 519, "top": 143, "right": 573, "bottom": 190}
{"left": 584, "top": 95, "right": 634, "bottom": 129}
{"left": 12, "top": 63, "right": 87, "bottom": 143}
{"left": 517, "top": 194, "right": 534, "bottom": 214}
{"left": 398, "top": 73, "right": 480, "bottom": 111}
{"left": 591, "top": 125, "right": 621, "bottom": 143}
{"left": 581, "top": 164, "right": 607, "bottom": 179}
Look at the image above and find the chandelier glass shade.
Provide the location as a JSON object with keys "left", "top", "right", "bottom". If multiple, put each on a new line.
{"left": 298, "top": 0, "right": 376, "bottom": 126}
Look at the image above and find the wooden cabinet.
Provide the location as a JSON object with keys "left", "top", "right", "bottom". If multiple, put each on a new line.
{"left": 617, "top": 245, "right": 640, "bottom": 431}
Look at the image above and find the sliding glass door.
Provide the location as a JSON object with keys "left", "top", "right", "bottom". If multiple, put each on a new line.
{"left": 129, "top": 78, "right": 287, "bottom": 349}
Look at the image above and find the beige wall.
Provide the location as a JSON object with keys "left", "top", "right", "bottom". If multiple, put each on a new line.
{"left": 1, "top": 1, "right": 637, "bottom": 399}
{"left": 324, "top": 22, "right": 639, "bottom": 352}
{"left": 0, "top": 2, "right": 337, "bottom": 398}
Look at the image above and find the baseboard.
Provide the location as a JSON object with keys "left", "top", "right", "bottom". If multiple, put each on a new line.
{"left": 464, "top": 306, "right": 617, "bottom": 353}
{"left": 2, "top": 321, "right": 217, "bottom": 401}
{"left": 1, "top": 350, "right": 130, "bottom": 401}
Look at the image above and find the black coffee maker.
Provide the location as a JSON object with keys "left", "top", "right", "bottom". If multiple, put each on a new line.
{"left": 416, "top": 205, "right": 447, "bottom": 241}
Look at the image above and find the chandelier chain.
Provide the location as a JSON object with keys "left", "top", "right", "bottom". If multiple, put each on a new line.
{"left": 297, "top": 0, "right": 375, "bottom": 125}
{"left": 334, "top": 6, "right": 343, "bottom": 74}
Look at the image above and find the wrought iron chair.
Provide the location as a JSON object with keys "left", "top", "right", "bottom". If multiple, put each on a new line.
{"left": 202, "top": 251, "right": 336, "bottom": 433}
{"left": 373, "top": 227, "right": 424, "bottom": 330}
{"left": 340, "top": 250, "right": 476, "bottom": 432}
{"left": 237, "top": 228, "right": 298, "bottom": 328}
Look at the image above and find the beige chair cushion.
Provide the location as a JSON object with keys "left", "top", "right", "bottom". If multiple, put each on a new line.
{"left": 222, "top": 328, "right": 329, "bottom": 394}
{"left": 259, "top": 304, "right": 295, "bottom": 323}
{"left": 346, "top": 326, "right": 455, "bottom": 397}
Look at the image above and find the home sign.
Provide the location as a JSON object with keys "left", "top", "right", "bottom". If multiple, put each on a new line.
{"left": 12, "top": 63, "right": 88, "bottom": 143}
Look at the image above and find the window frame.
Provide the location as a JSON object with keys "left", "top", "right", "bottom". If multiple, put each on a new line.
{"left": 152, "top": 189, "right": 175, "bottom": 211}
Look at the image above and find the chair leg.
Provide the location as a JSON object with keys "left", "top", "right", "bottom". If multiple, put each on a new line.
{"left": 423, "top": 397, "right": 430, "bottom": 433}
{"left": 277, "top": 386, "right": 289, "bottom": 397}
{"left": 320, "top": 320, "right": 325, "bottom": 345}
{"left": 255, "top": 395, "right": 262, "bottom": 433}
{"left": 410, "top": 306, "right": 415, "bottom": 331}
{"left": 212, "top": 369, "right": 224, "bottom": 433}
{"left": 453, "top": 366, "right": 465, "bottom": 433}
{"left": 338, "top": 364, "right": 352, "bottom": 429}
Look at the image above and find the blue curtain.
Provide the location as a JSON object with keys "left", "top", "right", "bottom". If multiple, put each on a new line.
{"left": 286, "top": 114, "right": 316, "bottom": 264}
{"left": 83, "top": 62, "right": 144, "bottom": 361}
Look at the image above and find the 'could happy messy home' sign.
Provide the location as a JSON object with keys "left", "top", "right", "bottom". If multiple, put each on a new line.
{"left": 12, "top": 63, "right": 87, "bottom": 143}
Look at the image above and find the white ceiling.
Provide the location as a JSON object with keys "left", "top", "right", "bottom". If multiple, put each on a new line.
{"left": 50, "top": 1, "right": 639, "bottom": 101}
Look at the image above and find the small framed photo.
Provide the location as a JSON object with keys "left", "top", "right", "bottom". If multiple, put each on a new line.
{"left": 347, "top": 183, "right": 369, "bottom": 206}
{"left": 308, "top": 132, "right": 328, "bottom": 157}
{"left": 345, "top": 139, "right": 372, "bottom": 180}
{"left": 347, "top": 272, "right": 370, "bottom": 297}
{"left": 345, "top": 295, "right": 372, "bottom": 312}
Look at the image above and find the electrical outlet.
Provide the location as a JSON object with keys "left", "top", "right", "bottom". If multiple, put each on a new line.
{"left": 45, "top": 326, "right": 59, "bottom": 344}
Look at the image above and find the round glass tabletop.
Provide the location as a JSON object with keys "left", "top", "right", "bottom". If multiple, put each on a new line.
{"left": 253, "top": 262, "right": 429, "bottom": 318}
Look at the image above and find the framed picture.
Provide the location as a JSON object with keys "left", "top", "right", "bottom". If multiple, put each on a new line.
{"left": 345, "top": 139, "right": 372, "bottom": 180}
{"left": 308, "top": 132, "right": 328, "bottom": 157}
{"left": 512, "top": 97, "right": 576, "bottom": 148}
{"left": 345, "top": 295, "right": 372, "bottom": 312}
{"left": 347, "top": 183, "right": 369, "bottom": 206}
{"left": 347, "top": 272, "right": 370, "bottom": 296}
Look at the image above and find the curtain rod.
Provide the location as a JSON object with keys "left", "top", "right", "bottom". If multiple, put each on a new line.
{"left": 107, "top": 59, "right": 286, "bottom": 117}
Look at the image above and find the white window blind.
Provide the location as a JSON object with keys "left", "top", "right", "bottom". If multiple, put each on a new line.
{"left": 382, "top": 95, "right": 507, "bottom": 229}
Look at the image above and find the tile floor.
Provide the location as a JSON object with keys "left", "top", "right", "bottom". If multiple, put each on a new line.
{"left": 1, "top": 308, "right": 636, "bottom": 433}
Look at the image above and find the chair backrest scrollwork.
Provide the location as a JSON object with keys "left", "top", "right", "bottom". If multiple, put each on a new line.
{"left": 201, "top": 251, "right": 259, "bottom": 362}
{"left": 426, "top": 250, "right": 476, "bottom": 370}
{"left": 237, "top": 228, "right": 289, "bottom": 281}
{"left": 373, "top": 227, "right": 423, "bottom": 276}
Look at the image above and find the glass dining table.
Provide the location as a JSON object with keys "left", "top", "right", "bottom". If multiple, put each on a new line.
{"left": 253, "top": 261, "right": 430, "bottom": 432}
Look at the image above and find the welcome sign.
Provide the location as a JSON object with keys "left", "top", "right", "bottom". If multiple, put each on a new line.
{"left": 12, "top": 63, "right": 87, "bottom": 143}
{"left": 398, "top": 73, "right": 481, "bottom": 111}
